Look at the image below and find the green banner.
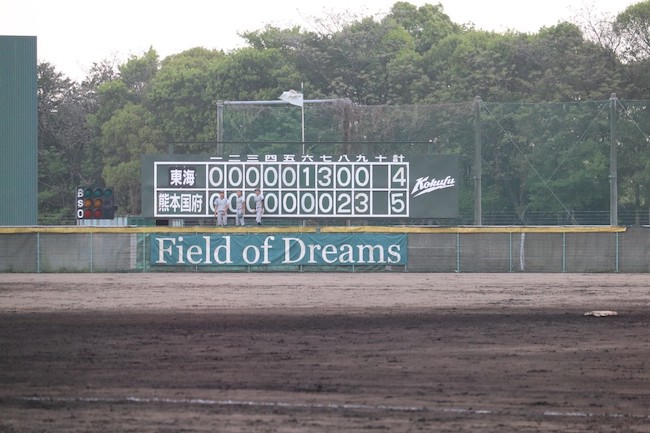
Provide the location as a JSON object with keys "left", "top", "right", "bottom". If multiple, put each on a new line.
{"left": 150, "top": 233, "right": 407, "bottom": 266}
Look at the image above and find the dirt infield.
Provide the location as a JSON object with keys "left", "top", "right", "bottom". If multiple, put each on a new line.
{"left": 1, "top": 273, "right": 650, "bottom": 432}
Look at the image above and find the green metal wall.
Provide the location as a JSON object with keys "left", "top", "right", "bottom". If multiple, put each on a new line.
{"left": 0, "top": 36, "right": 37, "bottom": 225}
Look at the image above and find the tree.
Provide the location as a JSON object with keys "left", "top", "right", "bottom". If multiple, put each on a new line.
{"left": 100, "top": 103, "right": 165, "bottom": 214}
{"left": 146, "top": 47, "right": 225, "bottom": 150}
{"left": 38, "top": 62, "right": 101, "bottom": 223}
{"left": 386, "top": 1, "right": 459, "bottom": 54}
{"left": 424, "top": 30, "right": 532, "bottom": 102}
{"left": 612, "top": 1, "right": 650, "bottom": 98}
{"left": 614, "top": 1, "right": 650, "bottom": 62}
{"left": 81, "top": 50, "right": 165, "bottom": 215}
{"left": 119, "top": 47, "right": 159, "bottom": 96}
{"left": 528, "top": 23, "right": 622, "bottom": 101}
{"left": 574, "top": 2, "right": 623, "bottom": 56}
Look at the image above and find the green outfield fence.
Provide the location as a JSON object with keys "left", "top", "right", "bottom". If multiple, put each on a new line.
{"left": 1, "top": 225, "right": 646, "bottom": 273}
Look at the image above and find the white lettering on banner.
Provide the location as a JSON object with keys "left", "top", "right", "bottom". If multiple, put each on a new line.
{"left": 155, "top": 237, "right": 175, "bottom": 264}
{"left": 410, "top": 176, "right": 456, "bottom": 198}
{"left": 357, "top": 245, "right": 385, "bottom": 264}
{"left": 262, "top": 236, "right": 274, "bottom": 264}
{"left": 322, "top": 244, "right": 337, "bottom": 264}
{"left": 282, "top": 237, "right": 402, "bottom": 264}
{"left": 212, "top": 236, "right": 233, "bottom": 264}
{"left": 243, "top": 245, "right": 260, "bottom": 264}
{"left": 244, "top": 236, "right": 275, "bottom": 264}
{"left": 387, "top": 244, "right": 402, "bottom": 263}
{"left": 202, "top": 236, "right": 212, "bottom": 264}
{"left": 154, "top": 236, "right": 234, "bottom": 265}
{"left": 339, "top": 244, "right": 354, "bottom": 263}
{"left": 152, "top": 234, "right": 405, "bottom": 266}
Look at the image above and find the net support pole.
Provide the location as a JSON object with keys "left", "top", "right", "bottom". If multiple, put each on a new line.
{"left": 216, "top": 100, "right": 224, "bottom": 156}
{"left": 473, "top": 96, "right": 482, "bottom": 226}
{"left": 609, "top": 93, "right": 618, "bottom": 226}
{"left": 301, "top": 82, "right": 305, "bottom": 155}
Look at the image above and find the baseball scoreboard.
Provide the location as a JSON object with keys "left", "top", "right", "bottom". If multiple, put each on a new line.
{"left": 141, "top": 153, "right": 458, "bottom": 219}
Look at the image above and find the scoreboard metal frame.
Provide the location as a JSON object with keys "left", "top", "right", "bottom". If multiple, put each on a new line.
{"left": 143, "top": 154, "right": 459, "bottom": 220}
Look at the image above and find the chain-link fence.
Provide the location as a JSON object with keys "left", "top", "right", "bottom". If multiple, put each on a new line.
{"left": 36, "top": 98, "right": 650, "bottom": 227}
{"left": 2, "top": 226, "right": 646, "bottom": 273}
{"left": 185, "top": 97, "right": 647, "bottom": 227}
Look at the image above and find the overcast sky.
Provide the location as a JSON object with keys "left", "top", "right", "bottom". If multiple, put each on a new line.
{"left": 0, "top": 0, "right": 638, "bottom": 81}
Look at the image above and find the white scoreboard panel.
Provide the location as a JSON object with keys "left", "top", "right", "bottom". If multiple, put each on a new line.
{"left": 143, "top": 154, "right": 458, "bottom": 219}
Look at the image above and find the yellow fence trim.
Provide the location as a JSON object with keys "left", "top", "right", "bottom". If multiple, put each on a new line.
{"left": 0, "top": 225, "right": 627, "bottom": 234}
{"left": 0, "top": 226, "right": 318, "bottom": 234}
{"left": 320, "top": 225, "right": 627, "bottom": 234}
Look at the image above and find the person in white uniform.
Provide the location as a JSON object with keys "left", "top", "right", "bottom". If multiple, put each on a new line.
{"left": 235, "top": 190, "right": 245, "bottom": 226}
{"left": 213, "top": 191, "right": 229, "bottom": 227}
{"left": 253, "top": 188, "right": 264, "bottom": 225}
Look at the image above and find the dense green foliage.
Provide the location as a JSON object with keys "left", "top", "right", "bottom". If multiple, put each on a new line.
{"left": 37, "top": 1, "right": 650, "bottom": 224}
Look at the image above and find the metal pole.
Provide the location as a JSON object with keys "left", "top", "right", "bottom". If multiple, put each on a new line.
{"left": 609, "top": 93, "right": 618, "bottom": 226}
{"left": 142, "top": 233, "right": 146, "bottom": 272}
{"left": 456, "top": 232, "right": 461, "bottom": 273}
{"left": 508, "top": 232, "right": 513, "bottom": 272}
{"left": 216, "top": 100, "right": 224, "bottom": 156}
{"left": 36, "top": 232, "right": 41, "bottom": 273}
{"left": 562, "top": 232, "right": 566, "bottom": 273}
{"left": 90, "top": 232, "right": 94, "bottom": 273}
{"left": 301, "top": 83, "right": 305, "bottom": 155}
{"left": 473, "top": 96, "right": 482, "bottom": 226}
{"left": 615, "top": 232, "right": 620, "bottom": 273}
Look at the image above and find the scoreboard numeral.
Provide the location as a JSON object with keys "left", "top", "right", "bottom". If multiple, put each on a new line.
{"left": 355, "top": 166, "right": 370, "bottom": 187}
{"left": 392, "top": 166, "right": 407, "bottom": 187}
{"left": 283, "top": 192, "right": 298, "bottom": 213}
{"left": 355, "top": 193, "right": 370, "bottom": 213}
{"left": 336, "top": 167, "right": 352, "bottom": 187}
{"left": 337, "top": 193, "right": 352, "bottom": 214}
{"left": 264, "top": 193, "right": 278, "bottom": 213}
{"left": 390, "top": 192, "right": 406, "bottom": 214}
{"left": 302, "top": 166, "right": 312, "bottom": 187}
{"left": 317, "top": 166, "right": 332, "bottom": 187}
{"left": 301, "top": 192, "right": 316, "bottom": 212}
{"left": 318, "top": 192, "right": 334, "bottom": 213}
{"left": 282, "top": 167, "right": 297, "bottom": 186}
{"left": 264, "top": 167, "right": 278, "bottom": 186}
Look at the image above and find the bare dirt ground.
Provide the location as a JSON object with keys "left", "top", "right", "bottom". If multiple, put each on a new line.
{"left": 1, "top": 272, "right": 650, "bottom": 432}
